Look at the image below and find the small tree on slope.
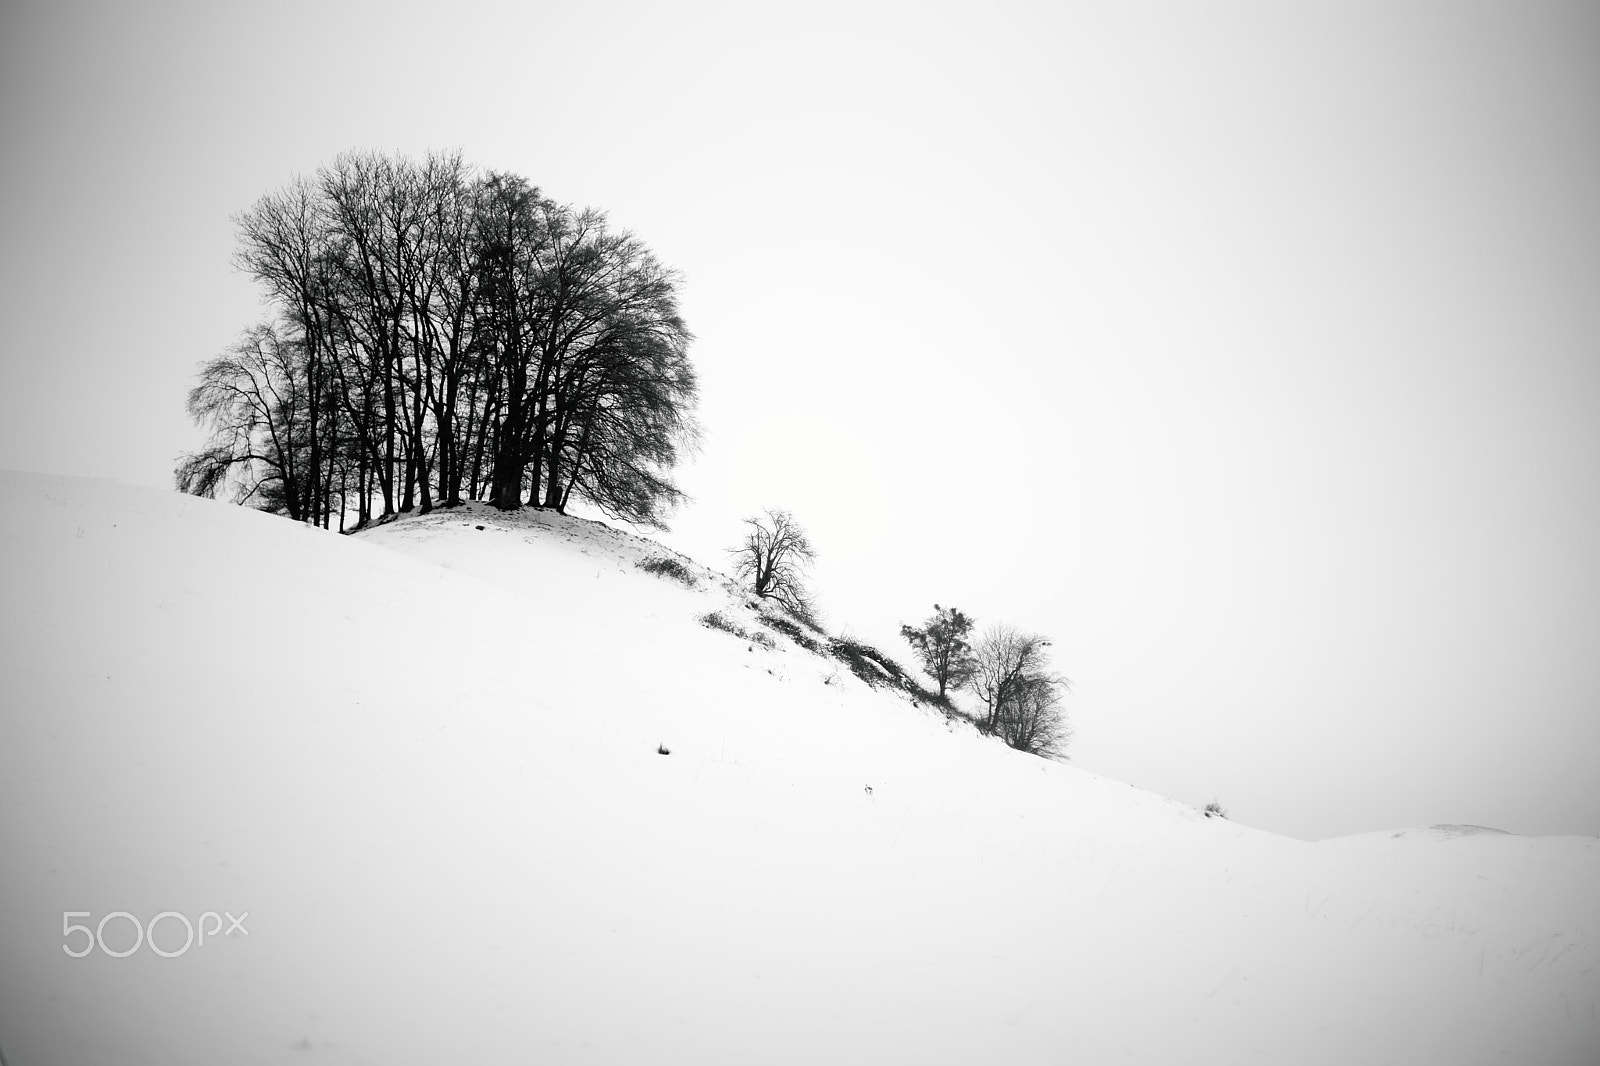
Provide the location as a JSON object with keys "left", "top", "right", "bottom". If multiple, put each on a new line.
{"left": 900, "top": 604, "right": 977, "bottom": 700}
{"left": 969, "top": 624, "right": 1071, "bottom": 757}
{"left": 730, "top": 509, "right": 818, "bottom": 620}
{"left": 997, "top": 672, "right": 1073, "bottom": 758}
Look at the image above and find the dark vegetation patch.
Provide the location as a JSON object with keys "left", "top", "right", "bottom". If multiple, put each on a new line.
{"left": 703, "top": 604, "right": 958, "bottom": 718}
{"left": 825, "top": 636, "right": 951, "bottom": 711}
{"left": 757, "top": 612, "right": 825, "bottom": 654}
{"left": 699, "top": 610, "right": 776, "bottom": 650}
{"left": 829, "top": 637, "right": 897, "bottom": 687}
{"left": 637, "top": 554, "right": 698, "bottom": 587}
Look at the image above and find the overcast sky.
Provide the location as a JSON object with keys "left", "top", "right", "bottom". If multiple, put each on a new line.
{"left": 3, "top": 0, "right": 1596, "bottom": 841}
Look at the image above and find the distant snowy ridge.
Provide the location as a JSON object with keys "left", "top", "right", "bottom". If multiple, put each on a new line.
{"left": 1393, "top": 824, "right": 1513, "bottom": 839}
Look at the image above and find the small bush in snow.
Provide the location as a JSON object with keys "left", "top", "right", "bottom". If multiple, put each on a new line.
{"left": 1204, "top": 800, "right": 1228, "bottom": 820}
{"left": 637, "top": 555, "right": 697, "bottom": 587}
{"left": 700, "top": 610, "right": 747, "bottom": 638}
{"left": 699, "top": 610, "right": 774, "bottom": 650}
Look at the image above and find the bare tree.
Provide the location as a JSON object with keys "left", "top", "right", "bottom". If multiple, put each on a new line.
{"left": 231, "top": 176, "right": 341, "bottom": 525}
{"left": 730, "top": 509, "right": 817, "bottom": 619}
{"left": 997, "top": 672, "right": 1073, "bottom": 757}
{"left": 176, "top": 323, "right": 314, "bottom": 518}
{"left": 968, "top": 624, "right": 1070, "bottom": 757}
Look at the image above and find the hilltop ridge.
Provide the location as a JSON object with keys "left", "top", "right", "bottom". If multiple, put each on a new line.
{"left": 356, "top": 500, "right": 946, "bottom": 712}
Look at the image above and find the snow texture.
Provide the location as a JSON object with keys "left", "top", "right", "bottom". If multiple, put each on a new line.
{"left": 1, "top": 471, "right": 1596, "bottom": 1064}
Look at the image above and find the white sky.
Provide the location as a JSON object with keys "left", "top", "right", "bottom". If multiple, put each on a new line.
{"left": 2, "top": 0, "right": 1596, "bottom": 840}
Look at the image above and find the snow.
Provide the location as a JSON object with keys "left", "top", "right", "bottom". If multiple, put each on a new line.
{"left": 1, "top": 470, "right": 1596, "bottom": 1065}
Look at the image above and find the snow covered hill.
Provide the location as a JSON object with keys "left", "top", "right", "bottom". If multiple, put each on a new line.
{"left": 1, "top": 471, "right": 1596, "bottom": 1065}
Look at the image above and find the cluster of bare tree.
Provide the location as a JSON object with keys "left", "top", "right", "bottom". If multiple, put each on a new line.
{"left": 902, "top": 606, "right": 1072, "bottom": 757}
{"left": 730, "top": 512, "right": 1072, "bottom": 758}
{"left": 177, "top": 151, "right": 698, "bottom": 530}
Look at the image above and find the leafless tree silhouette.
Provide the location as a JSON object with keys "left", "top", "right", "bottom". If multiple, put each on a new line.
{"left": 731, "top": 509, "right": 818, "bottom": 620}
{"left": 969, "top": 624, "right": 1071, "bottom": 756}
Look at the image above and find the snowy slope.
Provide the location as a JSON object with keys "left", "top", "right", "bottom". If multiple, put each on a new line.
{"left": 1, "top": 471, "right": 1596, "bottom": 1065}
